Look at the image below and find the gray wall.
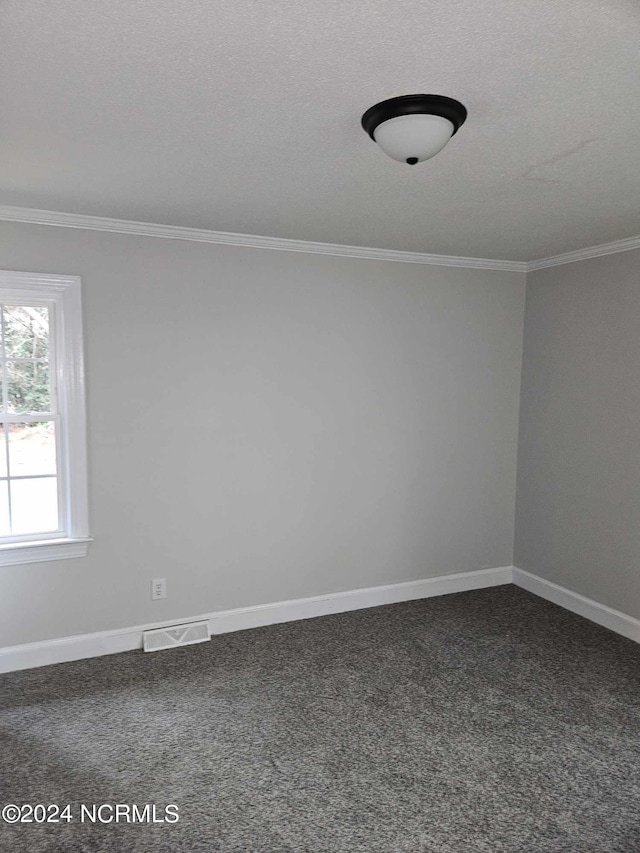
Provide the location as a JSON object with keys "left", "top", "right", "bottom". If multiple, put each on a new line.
{"left": 515, "top": 249, "right": 640, "bottom": 619}
{"left": 0, "top": 222, "right": 525, "bottom": 647}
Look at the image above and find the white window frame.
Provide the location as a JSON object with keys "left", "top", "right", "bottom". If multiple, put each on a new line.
{"left": 0, "top": 270, "right": 90, "bottom": 565}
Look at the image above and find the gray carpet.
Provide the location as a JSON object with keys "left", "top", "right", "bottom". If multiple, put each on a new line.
{"left": 1, "top": 585, "right": 640, "bottom": 852}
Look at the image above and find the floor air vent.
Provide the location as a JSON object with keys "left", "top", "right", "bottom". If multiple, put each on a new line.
{"left": 143, "top": 620, "right": 211, "bottom": 653}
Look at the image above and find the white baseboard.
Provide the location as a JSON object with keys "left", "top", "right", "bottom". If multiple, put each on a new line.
{"left": 210, "top": 566, "right": 513, "bottom": 634}
{"left": 4, "top": 566, "right": 638, "bottom": 674}
{"left": 513, "top": 567, "right": 640, "bottom": 644}
{"left": 0, "top": 566, "right": 513, "bottom": 673}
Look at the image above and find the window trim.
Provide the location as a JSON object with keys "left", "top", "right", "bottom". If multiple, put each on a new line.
{"left": 0, "top": 270, "right": 90, "bottom": 565}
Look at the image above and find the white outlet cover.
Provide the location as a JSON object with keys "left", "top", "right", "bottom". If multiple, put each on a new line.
{"left": 151, "top": 578, "right": 166, "bottom": 600}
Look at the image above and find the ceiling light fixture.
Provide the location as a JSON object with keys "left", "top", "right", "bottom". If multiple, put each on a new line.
{"left": 361, "top": 94, "right": 467, "bottom": 165}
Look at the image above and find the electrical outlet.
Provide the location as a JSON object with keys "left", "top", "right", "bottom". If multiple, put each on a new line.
{"left": 151, "top": 578, "right": 167, "bottom": 600}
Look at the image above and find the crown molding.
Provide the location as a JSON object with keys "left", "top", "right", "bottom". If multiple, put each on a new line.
{"left": 0, "top": 205, "right": 527, "bottom": 272}
{"left": 2, "top": 204, "right": 637, "bottom": 274}
{"left": 527, "top": 234, "right": 640, "bottom": 272}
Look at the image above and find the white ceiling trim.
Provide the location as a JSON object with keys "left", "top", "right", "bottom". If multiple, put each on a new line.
{"left": 0, "top": 205, "right": 526, "bottom": 272}
{"left": 527, "top": 234, "right": 640, "bottom": 272}
{"left": 1, "top": 205, "right": 638, "bottom": 274}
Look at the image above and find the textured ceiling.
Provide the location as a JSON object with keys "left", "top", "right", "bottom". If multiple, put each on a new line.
{"left": 1, "top": 0, "right": 639, "bottom": 261}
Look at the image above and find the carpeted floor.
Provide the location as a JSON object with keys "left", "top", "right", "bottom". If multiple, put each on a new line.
{"left": 1, "top": 585, "right": 640, "bottom": 852}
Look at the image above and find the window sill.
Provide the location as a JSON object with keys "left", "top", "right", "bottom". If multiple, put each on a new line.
{"left": 0, "top": 537, "right": 92, "bottom": 566}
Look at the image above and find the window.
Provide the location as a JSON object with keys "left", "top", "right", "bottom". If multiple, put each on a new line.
{"left": 0, "top": 271, "right": 89, "bottom": 565}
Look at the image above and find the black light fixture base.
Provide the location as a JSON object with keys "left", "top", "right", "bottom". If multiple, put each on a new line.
{"left": 361, "top": 94, "right": 468, "bottom": 140}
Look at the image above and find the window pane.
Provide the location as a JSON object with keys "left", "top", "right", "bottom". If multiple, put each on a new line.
{"left": 6, "top": 360, "right": 51, "bottom": 413}
{"left": 0, "top": 425, "right": 7, "bottom": 478}
{"left": 8, "top": 422, "right": 56, "bottom": 477}
{"left": 3, "top": 306, "right": 49, "bottom": 360}
{"left": 0, "top": 482, "right": 9, "bottom": 536}
{"left": 10, "top": 477, "right": 58, "bottom": 534}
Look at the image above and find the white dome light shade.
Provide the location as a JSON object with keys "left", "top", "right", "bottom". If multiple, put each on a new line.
{"left": 361, "top": 94, "right": 467, "bottom": 165}
{"left": 373, "top": 114, "right": 454, "bottom": 164}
